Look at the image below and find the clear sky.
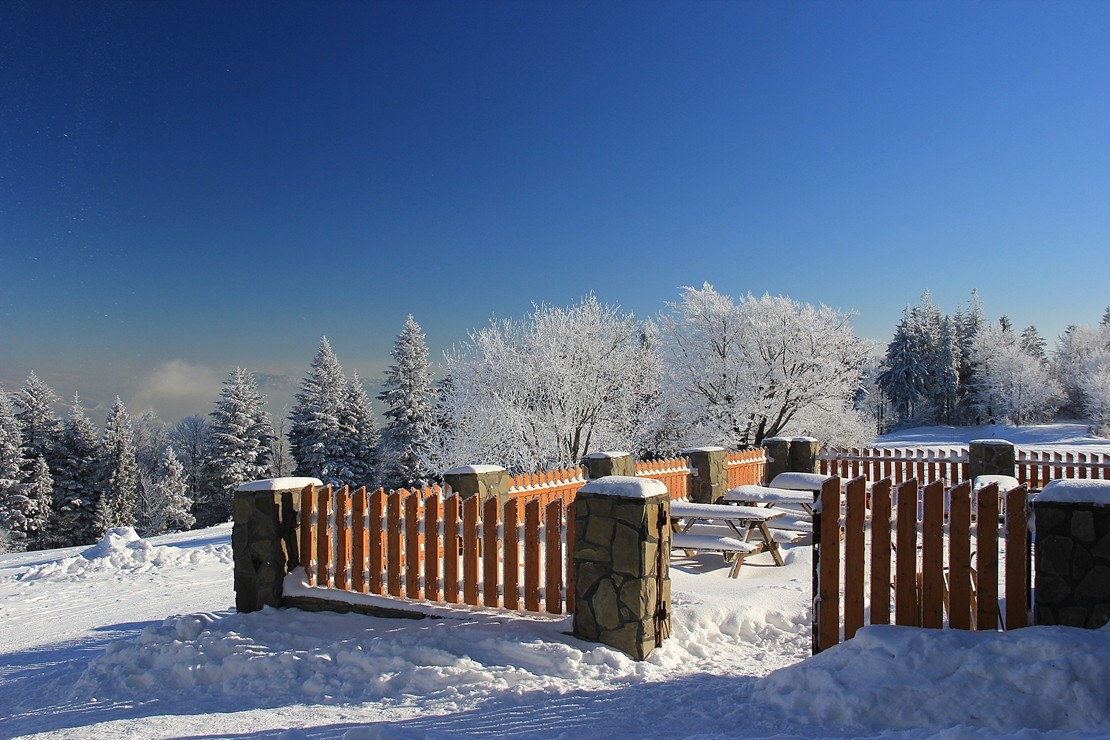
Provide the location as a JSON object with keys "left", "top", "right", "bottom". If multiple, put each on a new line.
{"left": 2, "top": 0, "right": 1109, "bottom": 423}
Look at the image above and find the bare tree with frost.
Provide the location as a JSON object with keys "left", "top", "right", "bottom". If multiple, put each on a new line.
{"left": 971, "top": 321, "right": 1064, "bottom": 426}
{"left": 659, "top": 284, "right": 869, "bottom": 448}
{"left": 426, "top": 295, "right": 660, "bottom": 472}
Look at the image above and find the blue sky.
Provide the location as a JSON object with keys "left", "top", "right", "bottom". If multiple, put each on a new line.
{"left": 2, "top": 1, "right": 1108, "bottom": 422}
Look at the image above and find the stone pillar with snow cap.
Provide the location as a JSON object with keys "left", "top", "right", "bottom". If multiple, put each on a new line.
{"left": 442, "top": 464, "right": 510, "bottom": 504}
{"left": 1033, "top": 480, "right": 1110, "bottom": 629}
{"left": 763, "top": 436, "right": 822, "bottom": 484}
{"left": 572, "top": 476, "right": 671, "bottom": 660}
{"left": 683, "top": 447, "right": 727, "bottom": 503}
{"left": 232, "top": 476, "right": 323, "bottom": 613}
{"left": 581, "top": 451, "right": 635, "bottom": 479}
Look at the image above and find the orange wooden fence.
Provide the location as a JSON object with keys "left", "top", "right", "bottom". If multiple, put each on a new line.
{"left": 505, "top": 465, "right": 587, "bottom": 509}
{"left": 299, "top": 484, "right": 572, "bottom": 615}
{"left": 635, "top": 457, "right": 691, "bottom": 499}
{"left": 726, "top": 449, "right": 768, "bottom": 488}
{"left": 813, "top": 476, "right": 1030, "bottom": 654}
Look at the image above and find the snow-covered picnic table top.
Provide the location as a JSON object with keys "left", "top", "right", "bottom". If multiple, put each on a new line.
{"left": 670, "top": 500, "right": 785, "bottom": 522}
{"left": 724, "top": 484, "right": 816, "bottom": 506}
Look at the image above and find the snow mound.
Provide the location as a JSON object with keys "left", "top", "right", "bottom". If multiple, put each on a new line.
{"left": 17, "top": 527, "right": 232, "bottom": 581}
{"left": 753, "top": 624, "right": 1110, "bottom": 735}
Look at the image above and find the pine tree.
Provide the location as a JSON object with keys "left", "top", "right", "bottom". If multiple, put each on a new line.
{"left": 954, "top": 290, "right": 986, "bottom": 423}
{"left": 14, "top": 372, "right": 62, "bottom": 470}
{"left": 289, "top": 337, "right": 351, "bottom": 486}
{"left": 1020, "top": 326, "right": 1047, "bottom": 363}
{"left": 197, "top": 368, "right": 275, "bottom": 527}
{"left": 0, "top": 390, "right": 30, "bottom": 550}
{"left": 342, "top": 372, "right": 381, "bottom": 488}
{"left": 378, "top": 315, "right": 436, "bottom": 489}
{"left": 137, "top": 446, "right": 194, "bottom": 535}
{"left": 21, "top": 455, "right": 54, "bottom": 550}
{"left": 51, "top": 395, "right": 104, "bottom": 547}
{"left": 97, "top": 397, "right": 138, "bottom": 531}
{"left": 877, "top": 308, "right": 927, "bottom": 428}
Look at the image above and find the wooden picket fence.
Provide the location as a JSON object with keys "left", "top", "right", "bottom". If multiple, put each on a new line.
{"left": 726, "top": 449, "right": 768, "bottom": 489}
{"left": 635, "top": 457, "right": 692, "bottom": 499}
{"left": 1015, "top": 449, "right": 1110, "bottom": 490}
{"left": 298, "top": 484, "right": 573, "bottom": 615}
{"left": 819, "top": 448, "right": 969, "bottom": 486}
{"left": 506, "top": 465, "right": 587, "bottom": 508}
{"left": 813, "top": 476, "right": 1030, "bottom": 654}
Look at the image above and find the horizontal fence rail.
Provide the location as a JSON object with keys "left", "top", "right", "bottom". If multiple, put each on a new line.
{"left": 814, "top": 476, "right": 1030, "bottom": 654}
{"left": 1015, "top": 450, "right": 1110, "bottom": 490}
{"left": 506, "top": 465, "right": 587, "bottom": 508}
{"left": 298, "top": 484, "right": 572, "bottom": 615}
{"left": 819, "top": 448, "right": 969, "bottom": 486}
{"left": 635, "top": 457, "right": 692, "bottom": 500}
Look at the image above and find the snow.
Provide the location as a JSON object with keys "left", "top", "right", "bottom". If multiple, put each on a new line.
{"left": 3, "top": 423, "right": 1110, "bottom": 738}
{"left": 1036, "top": 479, "right": 1110, "bottom": 504}
{"left": 877, "top": 421, "right": 1110, "bottom": 452}
{"left": 442, "top": 464, "right": 505, "bottom": 476}
{"left": 581, "top": 450, "right": 632, "bottom": 459}
{"left": 769, "top": 471, "right": 830, "bottom": 490}
{"left": 681, "top": 446, "right": 726, "bottom": 453}
{"left": 579, "top": 475, "right": 667, "bottom": 499}
{"left": 236, "top": 476, "right": 323, "bottom": 492}
{"left": 973, "top": 474, "right": 1022, "bottom": 492}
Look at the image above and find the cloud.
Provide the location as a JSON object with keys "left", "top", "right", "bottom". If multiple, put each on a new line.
{"left": 134, "top": 360, "right": 224, "bottom": 421}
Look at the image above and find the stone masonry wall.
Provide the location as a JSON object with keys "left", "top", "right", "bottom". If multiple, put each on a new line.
{"left": 1034, "top": 501, "right": 1110, "bottom": 629}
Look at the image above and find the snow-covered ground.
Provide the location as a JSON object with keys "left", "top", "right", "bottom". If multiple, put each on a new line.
{"left": 876, "top": 421, "right": 1110, "bottom": 453}
{"left": 2, "top": 424, "right": 1109, "bottom": 738}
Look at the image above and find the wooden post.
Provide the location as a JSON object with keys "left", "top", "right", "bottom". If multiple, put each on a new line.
{"left": 843, "top": 477, "right": 866, "bottom": 640}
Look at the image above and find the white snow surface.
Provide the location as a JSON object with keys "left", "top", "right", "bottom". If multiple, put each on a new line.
{"left": 2, "top": 424, "right": 1109, "bottom": 738}
{"left": 1036, "top": 479, "right": 1110, "bottom": 504}
{"left": 237, "top": 477, "right": 324, "bottom": 492}
{"left": 579, "top": 475, "right": 667, "bottom": 499}
{"left": 443, "top": 464, "right": 506, "bottom": 476}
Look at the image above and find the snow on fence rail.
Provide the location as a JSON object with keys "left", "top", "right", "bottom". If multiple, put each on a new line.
{"left": 298, "top": 484, "right": 573, "bottom": 615}
{"left": 814, "top": 477, "right": 1030, "bottom": 654}
{"left": 505, "top": 465, "right": 587, "bottom": 508}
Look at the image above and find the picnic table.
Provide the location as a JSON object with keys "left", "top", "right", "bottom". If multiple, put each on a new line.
{"left": 669, "top": 500, "right": 786, "bottom": 577}
{"left": 721, "top": 472, "right": 831, "bottom": 537}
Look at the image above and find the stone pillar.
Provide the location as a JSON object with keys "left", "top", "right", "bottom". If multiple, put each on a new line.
{"left": 1034, "top": 480, "right": 1110, "bottom": 629}
{"left": 763, "top": 437, "right": 822, "bottom": 483}
{"left": 969, "top": 439, "right": 1016, "bottom": 480}
{"left": 443, "top": 464, "right": 510, "bottom": 504}
{"left": 581, "top": 451, "right": 635, "bottom": 479}
{"left": 233, "top": 477, "right": 321, "bottom": 613}
{"left": 683, "top": 447, "right": 727, "bottom": 503}
{"left": 572, "top": 476, "right": 671, "bottom": 660}
{"left": 763, "top": 438, "right": 791, "bottom": 484}
{"left": 789, "top": 437, "right": 822, "bottom": 474}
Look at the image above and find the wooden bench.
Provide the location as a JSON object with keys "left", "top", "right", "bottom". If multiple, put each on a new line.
{"left": 670, "top": 532, "right": 760, "bottom": 578}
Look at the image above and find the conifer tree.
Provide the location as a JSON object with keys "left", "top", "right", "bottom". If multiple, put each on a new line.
{"left": 14, "top": 372, "right": 62, "bottom": 472}
{"left": 98, "top": 397, "right": 138, "bottom": 531}
{"left": 0, "top": 391, "right": 30, "bottom": 550}
{"left": 170, "top": 414, "right": 210, "bottom": 509}
{"left": 137, "top": 446, "right": 194, "bottom": 535}
{"left": 378, "top": 315, "right": 436, "bottom": 488}
{"left": 289, "top": 337, "right": 351, "bottom": 485}
{"left": 197, "top": 368, "right": 275, "bottom": 527}
{"left": 21, "top": 455, "right": 54, "bottom": 550}
{"left": 51, "top": 395, "right": 104, "bottom": 546}
{"left": 342, "top": 372, "right": 381, "bottom": 488}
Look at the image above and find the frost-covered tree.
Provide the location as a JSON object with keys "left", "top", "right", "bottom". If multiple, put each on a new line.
{"left": 972, "top": 323, "right": 1064, "bottom": 426}
{"left": 953, "top": 290, "right": 986, "bottom": 423}
{"left": 1020, "top": 326, "right": 1048, "bottom": 363}
{"left": 341, "top": 372, "right": 381, "bottom": 488}
{"left": 19, "top": 455, "right": 54, "bottom": 550}
{"left": 1054, "top": 321, "right": 1110, "bottom": 418}
{"left": 170, "top": 414, "right": 210, "bottom": 510}
{"left": 659, "top": 285, "right": 868, "bottom": 448}
{"left": 427, "top": 295, "right": 660, "bottom": 472}
{"left": 51, "top": 395, "right": 104, "bottom": 547}
{"left": 378, "top": 315, "right": 436, "bottom": 489}
{"left": 134, "top": 409, "right": 170, "bottom": 479}
{"left": 14, "top": 372, "right": 62, "bottom": 471}
{"left": 0, "top": 391, "right": 31, "bottom": 550}
{"left": 289, "top": 338, "right": 353, "bottom": 486}
{"left": 877, "top": 308, "right": 926, "bottom": 428}
{"left": 97, "top": 397, "right": 138, "bottom": 531}
{"left": 197, "top": 368, "right": 275, "bottom": 527}
{"left": 137, "top": 446, "right": 193, "bottom": 535}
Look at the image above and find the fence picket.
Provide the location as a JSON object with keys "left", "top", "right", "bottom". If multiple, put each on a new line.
{"left": 1005, "top": 486, "right": 1029, "bottom": 630}
{"left": 351, "top": 487, "right": 367, "bottom": 593}
{"left": 816, "top": 476, "right": 841, "bottom": 652}
{"left": 334, "top": 486, "right": 350, "bottom": 591}
{"left": 405, "top": 492, "right": 421, "bottom": 599}
{"left": 462, "top": 496, "right": 480, "bottom": 606}
{"left": 443, "top": 495, "right": 460, "bottom": 603}
{"left": 424, "top": 491, "right": 440, "bottom": 602}
{"left": 920, "top": 480, "right": 945, "bottom": 628}
{"left": 524, "top": 500, "right": 541, "bottom": 612}
{"left": 300, "top": 484, "right": 316, "bottom": 584}
{"left": 545, "top": 500, "right": 563, "bottom": 614}
{"left": 948, "top": 482, "right": 973, "bottom": 629}
{"left": 317, "top": 485, "right": 332, "bottom": 588}
{"left": 367, "top": 489, "right": 385, "bottom": 594}
{"left": 504, "top": 500, "right": 520, "bottom": 610}
{"left": 386, "top": 491, "right": 402, "bottom": 597}
{"left": 976, "top": 483, "right": 1000, "bottom": 630}
{"left": 483, "top": 497, "right": 500, "bottom": 608}
{"left": 894, "top": 479, "right": 919, "bottom": 626}
{"left": 843, "top": 477, "right": 866, "bottom": 640}
{"left": 869, "top": 479, "right": 893, "bottom": 625}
